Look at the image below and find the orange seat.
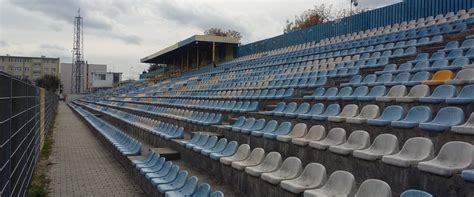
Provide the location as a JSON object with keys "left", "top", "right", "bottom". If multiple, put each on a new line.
{"left": 423, "top": 70, "right": 453, "bottom": 85}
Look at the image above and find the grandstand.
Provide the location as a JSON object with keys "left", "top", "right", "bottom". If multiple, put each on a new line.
{"left": 66, "top": 1, "right": 474, "bottom": 197}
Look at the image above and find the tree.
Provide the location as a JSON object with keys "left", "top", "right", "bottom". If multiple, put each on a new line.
{"left": 35, "top": 74, "right": 61, "bottom": 93}
{"left": 148, "top": 64, "right": 161, "bottom": 72}
{"left": 284, "top": 4, "right": 367, "bottom": 33}
{"left": 204, "top": 28, "right": 242, "bottom": 40}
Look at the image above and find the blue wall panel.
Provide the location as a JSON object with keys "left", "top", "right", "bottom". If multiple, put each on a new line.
{"left": 237, "top": 0, "right": 474, "bottom": 57}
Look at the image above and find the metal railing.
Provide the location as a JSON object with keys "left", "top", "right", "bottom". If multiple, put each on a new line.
{"left": 0, "top": 71, "right": 58, "bottom": 197}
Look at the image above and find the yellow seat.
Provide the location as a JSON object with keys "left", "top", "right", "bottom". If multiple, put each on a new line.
{"left": 423, "top": 70, "right": 453, "bottom": 85}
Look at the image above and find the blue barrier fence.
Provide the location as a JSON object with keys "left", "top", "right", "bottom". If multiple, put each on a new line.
{"left": 237, "top": 0, "right": 474, "bottom": 56}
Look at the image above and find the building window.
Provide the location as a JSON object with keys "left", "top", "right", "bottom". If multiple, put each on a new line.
{"left": 95, "top": 74, "right": 106, "bottom": 80}
{"left": 44, "top": 68, "right": 49, "bottom": 72}
{"left": 24, "top": 67, "right": 29, "bottom": 72}
{"left": 15, "top": 67, "right": 21, "bottom": 71}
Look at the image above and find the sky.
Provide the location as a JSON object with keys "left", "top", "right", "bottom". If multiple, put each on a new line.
{"left": 0, "top": 0, "right": 401, "bottom": 80}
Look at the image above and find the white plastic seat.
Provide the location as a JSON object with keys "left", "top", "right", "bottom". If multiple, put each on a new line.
{"left": 245, "top": 152, "right": 282, "bottom": 177}
{"left": 280, "top": 163, "right": 327, "bottom": 194}
{"left": 309, "top": 128, "right": 346, "bottom": 150}
{"left": 354, "top": 179, "right": 391, "bottom": 197}
{"left": 328, "top": 104, "right": 358, "bottom": 122}
{"left": 418, "top": 141, "right": 474, "bottom": 176}
{"left": 376, "top": 85, "right": 407, "bottom": 101}
{"left": 353, "top": 134, "right": 399, "bottom": 161}
{"left": 303, "top": 171, "right": 356, "bottom": 197}
{"left": 277, "top": 123, "right": 308, "bottom": 142}
{"left": 261, "top": 157, "right": 302, "bottom": 184}
{"left": 329, "top": 130, "right": 370, "bottom": 155}
{"left": 396, "top": 84, "right": 430, "bottom": 102}
{"left": 452, "top": 113, "right": 474, "bottom": 135}
{"left": 382, "top": 137, "right": 434, "bottom": 167}
{"left": 231, "top": 148, "right": 265, "bottom": 170}
{"left": 292, "top": 125, "right": 326, "bottom": 146}
{"left": 220, "top": 144, "right": 251, "bottom": 165}
{"left": 346, "top": 105, "right": 380, "bottom": 124}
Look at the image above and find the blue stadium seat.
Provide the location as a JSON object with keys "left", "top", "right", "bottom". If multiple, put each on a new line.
{"left": 304, "top": 88, "right": 325, "bottom": 100}
{"left": 367, "top": 105, "right": 405, "bottom": 126}
{"left": 298, "top": 103, "right": 324, "bottom": 119}
{"left": 419, "top": 107, "right": 465, "bottom": 132}
{"left": 210, "top": 141, "right": 238, "bottom": 160}
{"left": 263, "top": 121, "right": 293, "bottom": 139}
{"left": 314, "top": 87, "right": 338, "bottom": 100}
{"left": 462, "top": 170, "right": 474, "bottom": 182}
{"left": 312, "top": 104, "right": 341, "bottom": 120}
{"left": 286, "top": 103, "right": 310, "bottom": 117}
{"left": 357, "top": 85, "right": 386, "bottom": 101}
{"left": 264, "top": 102, "right": 286, "bottom": 115}
{"left": 391, "top": 106, "right": 432, "bottom": 129}
{"left": 342, "top": 86, "right": 368, "bottom": 100}
{"left": 251, "top": 120, "right": 278, "bottom": 136}
{"left": 328, "top": 87, "right": 352, "bottom": 100}
{"left": 418, "top": 84, "right": 456, "bottom": 103}
{"left": 241, "top": 118, "right": 266, "bottom": 134}
{"left": 446, "top": 85, "right": 474, "bottom": 104}
{"left": 400, "top": 190, "right": 433, "bottom": 197}
{"left": 164, "top": 176, "right": 198, "bottom": 197}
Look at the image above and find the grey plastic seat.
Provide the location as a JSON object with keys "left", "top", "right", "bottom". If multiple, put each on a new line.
{"left": 220, "top": 144, "right": 251, "bottom": 165}
{"left": 445, "top": 69, "right": 474, "bottom": 84}
{"left": 418, "top": 141, "right": 474, "bottom": 176}
{"left": 452, "top": 113, "right": 474, "bottom": 135}
{"left": 292, "top": 125, "right": 326, "bottom": 146}
{"left": 245, "top": 152, "right": 282, "bottom": 177}
{"left": 231, "top": 148, "right": 265, "bottom": 170}
{"left": 354, "top": 179, "right": 391, "bottom": 197}
{"left": 277, "top": 123, "right": 308, "bottom": 142}
{"left": 346, "top": 104, "right": 380, "bottom": 124}
{"left": 261, "top": 157, "right": 302, "bottom": 184}
{"left": 303, "top": 171, "right": 356, "bottom": 197}
{"left": 353, "top": 134, "right": 399, "bottom": 161}
{"left": 280, "top": 163, "right": 327, "bottom": 194}
{"left": 382, "top": 137, "right": 434, "bottom": 167}
{"left": 329, "top": 130, "right": 371, "bottom": 155}
{"left": 309, "top": 128, "right": 346, "bottom": 150}
{"left": 396, "top": 84, "right": 430, "bottom": 102}
{"left": 328, "top": 104, "right": 359, "bottom": 122}
{"left": 376, "top": 85, "right": 407, "bottom": 101}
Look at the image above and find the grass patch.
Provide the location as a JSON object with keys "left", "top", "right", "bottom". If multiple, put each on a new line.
{"left": 27, "top": 108, "right": 58, "bottom": 197}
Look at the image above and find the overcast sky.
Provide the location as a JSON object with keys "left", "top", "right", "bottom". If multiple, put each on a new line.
{"left": 0, "top": 0, "right": 400, "bottom": 80}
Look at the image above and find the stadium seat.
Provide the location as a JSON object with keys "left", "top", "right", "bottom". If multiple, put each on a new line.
{"left": 418, "top": 84, "right": 456, "bottom": 103}
{"left": 446, "top": 84, "right": 474, "bottom": 104}
{"left": 261, "top": 157, "right": 302, "bottom": 184}
{"left": 391, "top": 106, "right": 433, "bottom": 129}
{"left": 277, "top": 123, "right": 308, "bottom": 142}
{"left": 263, "top": 121, "right": 293, "bottom": 139}
{"left": 209, "top": 141, "right": 238, "bottom": 160}
{"left": 396, "top": 84, "right": 430, "bottom": 102}
{"left": 303, "top": 171, "right": 356, "bottom": 197}
{"left": 367, "top": 105, "right": 404, "bottom": 126}
{"left": 186, "top": 134, "right": 209, "bottom": 149}
{"left": 346, "top": 104, "right": 380, "bottom": 124}
{"left": 354, "top": 179, "right": 391, "bottom": 197}
{"left": 462, "top": 170, "right": 474, "bottom": 182}
{"left": 328, "top": 104, "right": 359, "bottom": 122}
{"left": 312, "top": 104, "right": 341, "bottom": 120}
{"left": 210, "top": 191, "right": 224, "bottom": 197}
{"left": 403, "top": 71, "right": 430, "bottom": 86}
{"left": 419, "top": 107, "right": 465, "bottom": 132}
{"left": 179, "top": 133, "right": 201, "bottom": 146}
{"left": 298, "top": 103, "right": 324, "bottom": 119}
{"left": 242, "top": 118, "right": 266, "bottom": 134}
{"left": 220, "top": 144, "right": 251, "bottom": 165}
{"left": 193, "top": 136, "right": 218, "bottom": 152}
{"left": 353, "top": 134, "right": 399, "bottom": 161}
{"left": 423, "top": 70, "right": 453, "bottom": 85}
{"left": 328, "top": 87, "right": 352, "bottom": 100}
{"left": 445, "top": 69, "right": 474, "bottom": 84}
{"left": 292, "top": 125, "right": 326, "bottom": 146}
{"left": 452, "top": 113, "right": 474, "bottom": 135}
{"left": 309, "top": 128, "right": 346, "bottom": 150}
{"left": 145, "top": 161, "right": 172, "bottom": 180}
{"left": 304, "top": 88, "right": 325, "bottom": 100}
{"left": 376, "top": 85, "right": 407, "bottom": 101}
{"left": 232, "top": 118, "right": 255, "bottom": 132}
{"left": 275, "top": 102, "right": 297, "bottom": 116}
{"left": 231, "top": 148, "right": 265, "bottom": 170}
{"left": 357, "top": 85, "right": 386, "bottom": 101}
{"left": 280, "top": 163, "right": 327, "bottom": 194}
{"left": 328, "top": 130, "right": 371, "bottom": 155}
{"left": 189, "top": 183, "right": 210, "bottom": 197}
{"left": 382, "top": 137, "right": 434, "bottom": 167}
{"left": 250, "top": 120, "right": 278, "bottom": 136}
{"left": 151, "top": 165, "right": 180, "bottom": 186}
{"left": 157, "top": 171, "right": 189, "bottom": 192}
{"left": 418, "top": 141, "right": 474, "bottom": 176}
{"left": 286, "top": 103, "right": 310, "bottom": 117}
{"left": 400, "top": 190, "right": 433, "bottom": 197}
{"left": 245, "top": 152, "right": 282, "bottom": 177}
{"left": 342, "top": 86, "right": 369, "bottom": 100}
{"left": 314, "top": 87, "right": 338, "bottom": 100}
{"left": 201, "top": 138, "right": 227, "bottom": 156}
{"left": 264, "top": 102, "right": 286, "bottom": 115}
{"left": 164, "top": 176, "right": 198, "bottom": 197}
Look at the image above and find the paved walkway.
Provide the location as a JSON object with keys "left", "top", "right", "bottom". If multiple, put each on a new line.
{"left": 48, "top": 103, "right": 146, "bottom": 196}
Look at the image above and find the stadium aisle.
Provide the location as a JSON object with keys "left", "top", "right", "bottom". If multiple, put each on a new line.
{"left": 47, "top": 103, "right": 146, "bottom": 196}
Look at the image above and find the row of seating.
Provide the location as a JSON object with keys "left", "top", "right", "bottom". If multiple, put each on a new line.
{"left": 132, "top": 151, "right": 224, "bottom": 197}
{"left": 224, "top": 120, "right": 474, "bottom": 177}
{"left": 78, "top": 102, "right": 185, "bottom": 140}
{"left": 304, "top": 83, "right": 474, "bottom": 103}
{"left": 178, "top": 134, "right": 238, "bottom": 161}
{"left": 142, "top": 88, "right": 296, "bottom": 100}
{"left": 69, "top": 103, "right": 141, "bottom": 156}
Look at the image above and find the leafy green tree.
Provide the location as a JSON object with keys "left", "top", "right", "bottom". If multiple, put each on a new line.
{"left": 35, "top": 74, "right": 61, "bottom": 93}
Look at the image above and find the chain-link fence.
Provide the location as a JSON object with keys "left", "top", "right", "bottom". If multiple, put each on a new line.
{"left": 0, "top": 71, "right": 58, "bottom": 197}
